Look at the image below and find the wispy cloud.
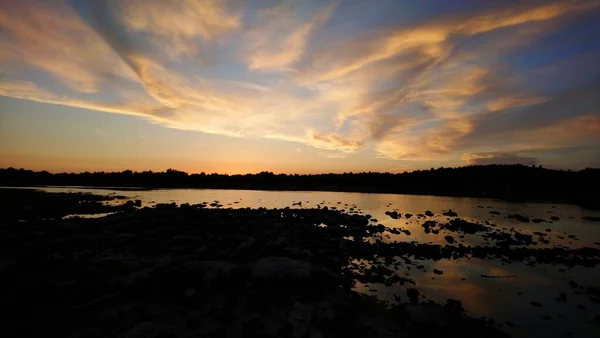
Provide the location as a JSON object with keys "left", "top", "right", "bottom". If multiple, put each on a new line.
{"left": 245, "top": 1, "right": 337, "bottom": 71}
{"left": 117, "top": 0, "right": 241, "bottom": 59}
{"left": 1, "top": 0, "right": 599, "bottom": 168}
{"left": 462, "top": 152, "right": 537, "bottom": 166}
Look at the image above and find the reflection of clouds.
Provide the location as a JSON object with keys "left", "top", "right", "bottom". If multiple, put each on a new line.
{"left": 1, "top": 0, "right": 599, "bottom": 165}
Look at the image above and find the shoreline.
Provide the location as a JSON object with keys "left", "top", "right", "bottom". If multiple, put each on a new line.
{"left": 2, "top": 189, "right": 600, "bottom": 337}
{"left": 1, "top": 183, "right": 597, "bottom": 210}
{"left": 2, "top": 165, "right": 599, "bottom": 210}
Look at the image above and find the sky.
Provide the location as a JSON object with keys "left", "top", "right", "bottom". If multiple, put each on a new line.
{"left": 1, "top": 0, "right": 599, "bottom": 174}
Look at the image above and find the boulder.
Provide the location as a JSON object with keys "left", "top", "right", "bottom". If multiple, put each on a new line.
{"left": 442, "top": 209, "right": 458, "bottom": 217}
{"left": 250, "top": 257, "right": 311, "bottom": 279}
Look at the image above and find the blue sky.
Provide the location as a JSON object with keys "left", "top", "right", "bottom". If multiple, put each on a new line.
{"left": 1, "top": 0, "right": 599, "bottom": 173}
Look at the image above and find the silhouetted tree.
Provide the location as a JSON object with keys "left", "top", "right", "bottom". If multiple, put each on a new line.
{"left": 0, "top": 166, "right": 598, "bottom": 208}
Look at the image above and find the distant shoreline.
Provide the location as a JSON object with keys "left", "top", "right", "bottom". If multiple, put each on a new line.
{"left": 1, "top": 165, "right": 599, "bottom": 209}
{"left": 0, "top": 184, "right": 596, "bottom": 210}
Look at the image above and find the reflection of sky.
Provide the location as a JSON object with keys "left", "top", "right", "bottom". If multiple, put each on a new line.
{"left": 16, "top": 186, "right": 600, "bottom": 337}
{"left": 1, "top": 0, "right": 600, "bottom": 173}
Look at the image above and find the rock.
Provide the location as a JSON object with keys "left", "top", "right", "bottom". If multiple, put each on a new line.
{"left": 509, "top": 214, "right": 530, "bottom": 222}
{"left": 532, "top": 219, "right": 547, "bottom": 223}
{"left": 288, "top": 302, "right": 312, "bottom": 338}
{"left": 489, "top": 211, "right": 501, "bottom": 215}
{"left": 513, "top": 232, "right": 533, "bottom": 245}
{"left": 443, "top": 218, "right": 488, "bottom": 234}
{"left": 406, "top": 288, "right": 420, "bottom": 304}
{"left": 385, "top": 211, "right": 400, "bottom": 219}
{"left": 550, "top": 216, "right": 560, "bottom": 221}
{"left": 444, "top": 299, "right": 465, "bottom": 315}
{"left": 235, "top": 237, "right": 256, "bottom": 252}
{"left": 199, "top": 261, "right": 236, "bottom": 282}
{"left": 433, "top": 269, "right": 443, "bottom": 275}
{"left": 309, "top": 327, "right": 324, "bottom": 338}
{"left": 250, "top": 257, "right": 311, "bottom": 279}
{"left": 424, "top": 210, "right": 434, "bottom": 217}
{"left": 558, "top": 293, "right": 567, "bottom": 302}
{"left": 118, "top": 322, "right": 159, "bottom": 338}
{"left": 371, "top": 265, "right": 394, "bottom": 276}
{"left": 529, "top": 301, "right": 542, "bottom": 307}
{"left": 443, "top": 209, "right": 458, "bottom": 217}
{"left": 184, "top": 288, "right": 197, "bottom": 297}
{"left": 405, "top": 213, "right": 413, "bottom": 219}
{"left": 444, "top": 235, "right": 455, "bottom": 244}
{"left": 133, "top": 199, "right": 142, "bottom": 207}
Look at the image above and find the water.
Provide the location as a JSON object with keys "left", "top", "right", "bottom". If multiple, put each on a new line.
{"left": 11, "top": 186, "right": 600, "bottom": 337}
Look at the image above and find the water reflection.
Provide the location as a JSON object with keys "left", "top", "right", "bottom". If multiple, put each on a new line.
{"left": 11, "top": 186, "right": 600, "bottom": 338}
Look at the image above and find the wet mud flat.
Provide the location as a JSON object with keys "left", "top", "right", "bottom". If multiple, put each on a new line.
{"left": 1, "top": 189, "right": 599, "bottom": 338}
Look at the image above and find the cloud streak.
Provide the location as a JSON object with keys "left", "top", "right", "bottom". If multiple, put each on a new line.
{"left": 1, "top": 0, "right": 599, "bottom": 168}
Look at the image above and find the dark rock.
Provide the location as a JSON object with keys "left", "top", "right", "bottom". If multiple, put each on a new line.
{"left": 443, "top": 218, "right": 488, "bottom": 234}
{"left": 424, "top": 210, "right": 434, "bottom": 217}
{"left": 433, "top": 269, "right": 443, "bottom": 275}
{"left": 550, "top": 216, "right": 560, "bottom": 221}
{"left": 444, "top": 235, "right": 455, "bottom": 244}
{"left": 530, "top": 301, "right": 542, "bottom": 307}
{"left": 442, "top": 209, "right": 458, "bottom": 217}
{"left": 371, "top": 265, "right": 394, "bottom": 276}
{"left": 509, "top": 214, "right": 530, "bottom": 222}
{"left": 385, "top": 211, "right": 400, "bottom": 219}
{"left": 406, "top": 288, "right": 420, "bottom": 304}
{"left": 250, "top": 257, "right": 311, "bottom": 279}
{"left": 558, "top": 293, "right": 567, "bottom": 302}
{"left": 444, "top": 299, "right": 464, "bottom": 315}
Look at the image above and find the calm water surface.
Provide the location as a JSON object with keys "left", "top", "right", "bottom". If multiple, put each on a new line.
{"left": 18, "top": 187, "right": 600, "bottom": 337}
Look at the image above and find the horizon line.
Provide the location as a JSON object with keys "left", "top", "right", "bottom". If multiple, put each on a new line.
{"left": 2, "top": 164, "right": 598, "bottom": 176}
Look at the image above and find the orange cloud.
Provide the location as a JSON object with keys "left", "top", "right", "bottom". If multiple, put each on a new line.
{"left": 308, "top": 131, "right": 365, "bottom": 153}
{"left": 245, "top": 2, "right": 336, "bottom": 71}
{"left": 0, "top": 0, "right": 598, "bottom": 165}
{"left": 117, "top": 0, "right": 240, "bottom": 59}
{"left": 0, "top": 1, "right": 136, "bottom": 93}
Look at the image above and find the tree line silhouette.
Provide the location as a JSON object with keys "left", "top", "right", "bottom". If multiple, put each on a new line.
{"left": 1, "top": 165, "right": 598, "bottom": 207}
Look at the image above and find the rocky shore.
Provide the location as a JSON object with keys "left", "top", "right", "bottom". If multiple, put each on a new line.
{"left": 1, "top": 189, "right": 599, "bottom": 337}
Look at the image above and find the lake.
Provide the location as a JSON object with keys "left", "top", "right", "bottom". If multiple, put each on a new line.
{"left": 15, "top": 186, "right": 600, "bottom": 337}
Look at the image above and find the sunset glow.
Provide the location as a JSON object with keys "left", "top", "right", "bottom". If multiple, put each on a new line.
{"left": 1, "top": 0, "right": 599, "bottom": 173}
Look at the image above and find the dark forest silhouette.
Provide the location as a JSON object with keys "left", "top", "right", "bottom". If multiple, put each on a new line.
{"left": 1, "top": 165, "right": 599, "bottom": 208}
